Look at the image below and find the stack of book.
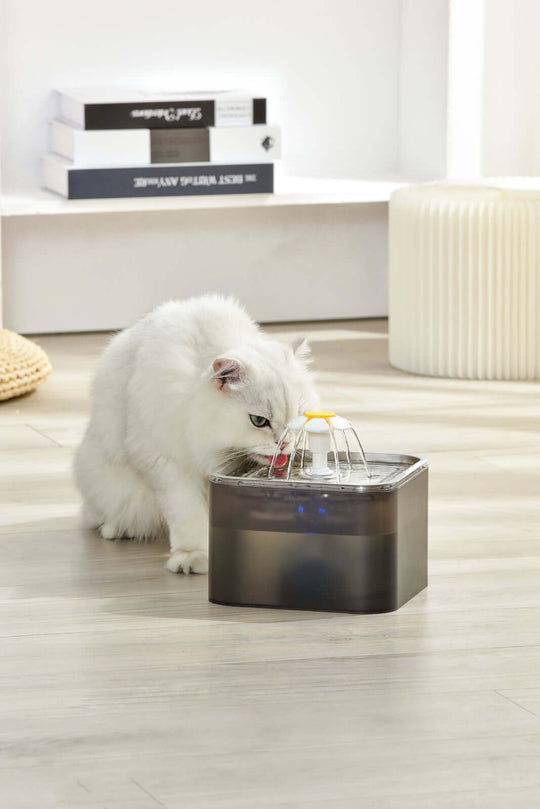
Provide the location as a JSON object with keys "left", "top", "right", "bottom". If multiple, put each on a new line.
{"left": 42, "top": 89, "right": 279, "bottom": 200}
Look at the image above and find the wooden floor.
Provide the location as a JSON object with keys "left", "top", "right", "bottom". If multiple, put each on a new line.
{"left": 1, "top": 320, "right": 540, "bottom": 808}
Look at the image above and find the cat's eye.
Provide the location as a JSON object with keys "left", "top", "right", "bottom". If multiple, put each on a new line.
{"left": 249, "top": 414, "right": 271, "bottom": 428}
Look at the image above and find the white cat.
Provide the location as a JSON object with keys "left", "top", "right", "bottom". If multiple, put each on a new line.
{"left": 73, "top": 295, "right": 318, "bottom": 574}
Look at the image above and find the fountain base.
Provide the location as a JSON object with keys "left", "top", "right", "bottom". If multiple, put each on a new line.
{"left": 208, "top": 452, "right": 428, "bottom": 614}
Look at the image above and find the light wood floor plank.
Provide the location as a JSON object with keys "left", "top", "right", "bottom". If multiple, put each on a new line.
{"left": 1, "top": 319, "right": 539, "bottom": 808}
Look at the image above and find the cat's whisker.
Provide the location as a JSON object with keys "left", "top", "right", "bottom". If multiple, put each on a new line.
{"left": 219, "top": 449, "right": 252, "bottom": 462}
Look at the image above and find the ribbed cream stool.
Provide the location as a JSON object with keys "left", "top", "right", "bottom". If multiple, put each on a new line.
{"left": 389, "top": 182, "right": 540, "bottom": 380}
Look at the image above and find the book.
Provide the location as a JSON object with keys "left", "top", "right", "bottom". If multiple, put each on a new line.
{"left": 57, "top": 88, "right": 267, "bottom": 130}
{"left": 42, "top": 154, "right": 274, "bottom": 199}
{"left": 50, "top": 120, "right": 281, "bottom": 167}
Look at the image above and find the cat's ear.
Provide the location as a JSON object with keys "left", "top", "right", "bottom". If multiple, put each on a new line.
{"left": 212, "top": 357, "right": 245, "bottom": 391}
{"left": 291, "top": 336, "right": 313, "bottom": 364}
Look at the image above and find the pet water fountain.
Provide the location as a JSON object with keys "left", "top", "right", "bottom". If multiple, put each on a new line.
{"left": 209, "top": 410, "right": 428, "bottom": 613}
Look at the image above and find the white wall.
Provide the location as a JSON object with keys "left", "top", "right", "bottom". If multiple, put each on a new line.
{"left": 446, "top": 0, "right": 484, "bottom": 178}
{"left": 445, "top": 0, "right": 540, "bottom": 178}
{"left": 1, "top": 0, "right": 402, "bottom": 188}
{"left": 482, "top": 0, "right": 540, "bottom": 176}
{"left": 399, "top": 0, "right": 449, "bottom": 180}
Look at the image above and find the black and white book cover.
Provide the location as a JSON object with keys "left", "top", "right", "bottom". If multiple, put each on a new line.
{"left": 57, "top": 88, "right": 267, "bottom": 130}
{"left": 42, "top": 154, "right": 274, "bottom": 199}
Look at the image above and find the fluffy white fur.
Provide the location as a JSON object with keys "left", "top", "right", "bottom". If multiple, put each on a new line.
{"left": 73, "top": 295, "right": 318, "bottom": 574}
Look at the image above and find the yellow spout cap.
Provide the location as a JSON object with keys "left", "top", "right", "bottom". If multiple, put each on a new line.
{"left": 304, "top": 410, "right": 336, "bottom": 421}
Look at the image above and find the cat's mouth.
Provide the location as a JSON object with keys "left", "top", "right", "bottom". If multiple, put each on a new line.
{"left": 220, "top": 451, "right": 289, "bottom": 477}
{"left": 252, "top": 452, "right": 289, "bottom": 469}
{"left": 266, "top": 452, "right": 288, "bottom": 469}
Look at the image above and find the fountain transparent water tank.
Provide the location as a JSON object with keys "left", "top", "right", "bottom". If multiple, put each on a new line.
{"left": 209, "top": 452, "right": 428, "bottom": 614}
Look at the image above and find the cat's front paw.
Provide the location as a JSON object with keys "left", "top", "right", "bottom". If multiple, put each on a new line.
{"left": 166, "top": 550, "right": 208, "bottom": 575}
{"left": 100, "top": 522, "right": 122, "bottom": 540}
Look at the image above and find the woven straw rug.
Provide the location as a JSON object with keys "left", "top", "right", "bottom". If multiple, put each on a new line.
{"left": 0, "top": 329, "right": 52, "bottom": 401}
